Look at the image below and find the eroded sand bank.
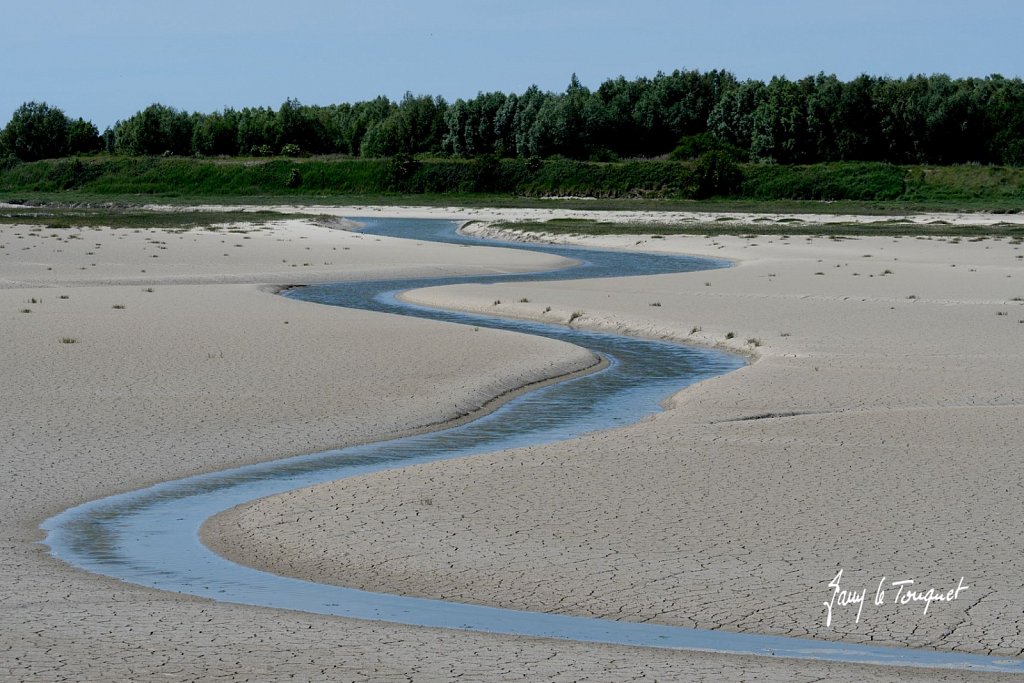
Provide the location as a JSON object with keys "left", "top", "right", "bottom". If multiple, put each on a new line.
{"left": 3, "top": 210, "right": 1020, "bottom": 681}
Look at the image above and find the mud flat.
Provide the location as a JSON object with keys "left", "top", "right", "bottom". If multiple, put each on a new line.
{"left": 207, "top": 221, "right": 1024, "bottom": 680}
{"left": 3, "top": 210, "right": 1020, "bottom": 681}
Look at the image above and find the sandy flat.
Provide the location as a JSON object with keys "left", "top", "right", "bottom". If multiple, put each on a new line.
{"left": 3, "top": 210, "right": 1021, "bottom": 682}
{"left": 206, "top": 221, "right": 1024, "bottom": 676}
{"left": 134, "top": 201, "right": 1024, "bottom": 228}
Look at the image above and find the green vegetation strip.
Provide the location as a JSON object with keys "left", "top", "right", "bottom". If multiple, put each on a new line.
{"left": 2, "top": 157, "right": 1024, "bottom": 212}
{"left": 0, "top": 206, "right": 332, "bottom": 231}
{"left": 498, "top": 218, "right": 1024, "bottom": 238}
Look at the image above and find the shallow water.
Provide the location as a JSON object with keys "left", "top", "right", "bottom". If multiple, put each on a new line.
{"left": 42, "top": 219, "right": 1023, "bottom": 672}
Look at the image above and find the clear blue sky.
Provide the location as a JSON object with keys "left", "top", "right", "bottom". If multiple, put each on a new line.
{"left": 3, "top": 0, "right": 1023, "bottom": 129}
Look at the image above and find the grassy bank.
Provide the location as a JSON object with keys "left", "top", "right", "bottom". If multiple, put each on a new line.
{"left": 0, "top": 206, "right": 333, "bottom": 231}
{"left": 491, "top": 217, "right": 1024, "bottom": 238}
{"left": 2, "top": 156, "right": 1024, "bottom": 213}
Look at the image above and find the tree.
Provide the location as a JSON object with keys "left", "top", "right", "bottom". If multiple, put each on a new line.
{"left": 277, "top": 98, "right": 317, "bottom": 153}
{"left": 520, "top": 75, "right": 598, "bottom": 159}
{"left": 832, "top": 74, "right": 883, "bottom": 161}
{"left": 113, "top": 104, "right": 193, "bottom": 155}
{"left": 66, "top": 118, "right": 103, "bottom": 154}
{"left": 360, "top": 93, "right": 447, "bottom": 157}
{"left": 512, "top": 86, "right": 549, "bottom": 157}
{"left": 1, "top": 102, "right": 71, "bottom": 161}
{"left": 360, "top": 112, "right": 406, "bottom": 157}
{"left": 708, "top": 79, "right": 766, "bottom": 153}
{"left": 492, "top": 93, "right": 519, "bottom": 157}
{"left": 235, "top": 107, "right": 280, "bottom": 156}
{"left": 191, "top": 109, "right": 240, "bottom": 156}
{"left": 750, "top": 77, "right": 811, "bottom": 163}
{"left": 347, "top": 97, "right": 395, "bottom": 156}
{"left": 632, "top": 70, "right": 731, "bottom": 156}
{"left": 595, "top": 76, "right": 646, "bottom": 157}
{"left": 874, "top": 76, "right": 930, "bottom": 163}
{"left": 442, "top": 92, "right": 507, "bottom": 157}
{"left": 986, "top": 76, "right": 1024, "bottom": 164}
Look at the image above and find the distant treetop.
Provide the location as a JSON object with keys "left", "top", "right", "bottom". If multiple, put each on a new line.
{"left": 4, "top": 70, "right": 1024, "bottom": 166}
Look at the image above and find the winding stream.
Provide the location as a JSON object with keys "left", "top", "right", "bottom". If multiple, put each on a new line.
{"left": 42, "top": 218, "right": 1023, "bottom": 673}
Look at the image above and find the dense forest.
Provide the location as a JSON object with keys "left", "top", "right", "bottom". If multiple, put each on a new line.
{"left": 4, "top": 70, "right": 1024, "bottom": 167}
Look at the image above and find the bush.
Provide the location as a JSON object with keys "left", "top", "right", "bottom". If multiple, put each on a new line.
{"left": 1, "top": 102, "right": 71, "bottom": 161}
{"left": 385, "top": 152, "right": 420, "bottom": 190}
{"left": 55, "top": 158, "right": 100, "bottom": 189}
{"left": 742, "top": 162, "right": 904, "bottom": 200}
{"left": 286, "top": 168, "right": 302, "bottom": 188}
{"left": 671, "top": 133, "right": 748, "bottom": 162}
{"left": 281, "top": 143, "right": 302, "bottom": 157}
{"left": 471, "top": 154, "right": 501, "bottom": 192}
{"left": 690, "top": 151, "right": 743, "bottom": 198}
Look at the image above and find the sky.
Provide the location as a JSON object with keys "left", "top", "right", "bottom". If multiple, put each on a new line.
{"left": 3, "top": 0, "right": 1024, "bottom": 129}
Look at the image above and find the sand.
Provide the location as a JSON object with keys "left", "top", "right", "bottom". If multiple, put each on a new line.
{"left": 207, "top": 221, "right": 1024, "bottom": 675}
{"left": 137, "top": 201, "right": 1024, "bottom": 228}
{"left": 3, "top": 209, "right": 1021, "bottom": 681}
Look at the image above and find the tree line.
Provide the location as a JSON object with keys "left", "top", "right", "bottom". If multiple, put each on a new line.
{"left": 4, "top": 70, "right": 1024, "bottom": 165}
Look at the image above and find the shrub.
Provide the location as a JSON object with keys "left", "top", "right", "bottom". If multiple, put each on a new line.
{"left": 385, "top": 152, "right": 420, "bottom": 190}
{"left": 742, "top": 162, "right": 905, "bottom": 200}
{"left": 690, "top": 151, "right": 743, "bottom": 198}
{"left": 471, "top": 153, "right": 501, "bottom": 192}
{"left": 2, "top": 102, "right": 71, "bottom": 161}
{"left": 671, "top": 133, "right": 747, "bottom": 162}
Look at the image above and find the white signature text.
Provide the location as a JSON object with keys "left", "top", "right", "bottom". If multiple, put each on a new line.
{"left": 823, "top": 569, "right": 969, "bottom": 628}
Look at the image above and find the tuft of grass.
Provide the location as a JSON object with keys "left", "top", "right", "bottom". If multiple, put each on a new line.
{"left": 568, "top": 311, "right": 584, "bottom": 324}
{"left": 543, "top": 306, "right": 551, "bottom": 313}
{"left": 649, "top": 301, "right": 662, "bottom": 307}
{"left": 492, "top": 299, "right": 501, "bottom": 305}
{"left": 19, "top": 308, "right": 31, "bottom": 313}
{"left": 725, "top": 331, "right": 735, "bottom": 340}
{"left": 59, "top": 337, "right": 77, "bottom": 344}
{"left": 747, "top": 337, "right": 762, "bottom": 347}
{"left": 112, "top": 304, "right": 126, "bottom": 309}
{"left": 142, "top": 287, "right": 155, "bottom": 293}
{"left": 690, "top": 325, "right": 701, "bottom": 334}
{"left": 58, "top": 294, "right": 69, "bottom": 299}
{"left": 518, "top": 297, "right": 529, "bottom": 303}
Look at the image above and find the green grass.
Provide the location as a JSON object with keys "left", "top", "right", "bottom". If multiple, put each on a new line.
{"left": 0, "top": 206, "right": 334, "bottom": 231}
{"left": 2, "top": 156, "right": 1024, "bottom": 213}
{"left": 5, "top": 191, "right": 949, "bottom": 215}
{"left": 496, "top": 217, "right": 1024, "bottom": 238}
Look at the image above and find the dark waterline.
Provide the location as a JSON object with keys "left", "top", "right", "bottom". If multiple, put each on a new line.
{"left": 41, "top": 219, "right": 1023, "bottom": 673}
